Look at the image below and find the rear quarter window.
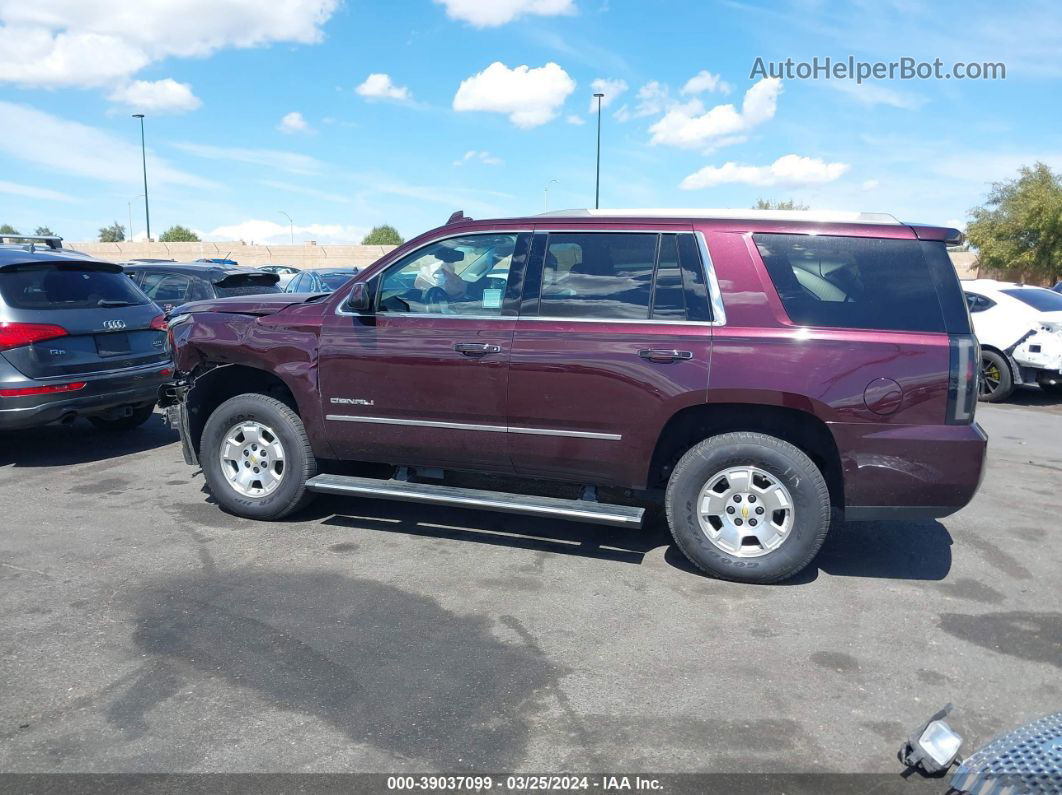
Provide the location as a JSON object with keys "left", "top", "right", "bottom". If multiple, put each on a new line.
{"left": 1001, "top": 287, "right": 1062, "bottom": 312}
{"left": 0, "top": 264, "right": 150, "bottom": 309}
{"left": 753, "top": 233, "right": 948, "bottom": 332}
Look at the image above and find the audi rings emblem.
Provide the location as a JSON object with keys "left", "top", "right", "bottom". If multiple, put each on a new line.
{"left": 102, "top": 319, "right": 127, "bottom": 330}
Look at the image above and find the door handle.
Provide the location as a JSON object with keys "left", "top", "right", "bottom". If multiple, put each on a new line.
{"left": 454, "top": 342, "right": 502, "bottom": 356}
{"left": 638, "top": 348, "right": 694, "bottom": 363}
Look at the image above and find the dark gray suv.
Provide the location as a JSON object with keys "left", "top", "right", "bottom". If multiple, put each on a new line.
{"left": 0, "top": 245, "right": 172, "bottom": 432}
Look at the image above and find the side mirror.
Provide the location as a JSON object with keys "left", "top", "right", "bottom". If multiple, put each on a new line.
{"left": 346, "top": 282, "right": 372, "bottom": 313}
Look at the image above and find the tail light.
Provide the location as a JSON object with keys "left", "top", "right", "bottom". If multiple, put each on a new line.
{"left": 947, "top": 334, "right": 977, "bottom": 424}
{"left": 0, "top": 381, "right": 86, "bottom": 398}
{"left": 0, "top": 322, "right": 69, "bottom": 351}
{"left": 150, "top": 314, "right": 168, "bottom": 332}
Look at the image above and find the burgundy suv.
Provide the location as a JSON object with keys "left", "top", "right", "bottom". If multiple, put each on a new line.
{"left": 160, "top": 209, "right": 986, "bottom": 583}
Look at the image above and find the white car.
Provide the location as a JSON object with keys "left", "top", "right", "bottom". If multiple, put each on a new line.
{"left": 963, "top": 279, "right": 1062, "bottom": 401}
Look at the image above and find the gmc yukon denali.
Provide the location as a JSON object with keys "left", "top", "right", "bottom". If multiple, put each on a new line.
{"left": 160, "top": 209, "right": 987, "bottom": 583}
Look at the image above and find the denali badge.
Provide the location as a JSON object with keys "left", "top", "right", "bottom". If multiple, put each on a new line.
{"left": 102, "top": 319, "right": 127, "bottom": 330}
{"left": 330, "top": 397, "right": 374, "bottom": 406}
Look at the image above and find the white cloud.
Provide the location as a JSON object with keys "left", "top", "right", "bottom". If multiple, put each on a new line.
{"left": 355, "top": 73, "right": 411, "bottom": 101}
{"left": 680, "top": 154, "right": 849, "bottom": 190}
{"left": 612, "top": 80, "right": 670, "bottom": 122}
{"left": 0, "top": 0, "right": 340, "bottom": 88}
{"left": 862, "top": 179, "right": 880, "bottom": 191}
{"left": 208, "top": 219, "right": 365, "bottom": 244}
{"left": 566, "top": 114, "right": 586, "bottom": 125}
{"left": 453, "top": 61, "right": 575, "bottom": 128}
{"left": 0, "top": 179, "right": 74, "bottom": 202}
{"left": 259, "top": 179, "right": 349, "bottom": 203}
{"left": 278, "top": 111, "right": 311, "bottom": 134}
{"left": 826, "top": 80, "right": 926, "bottom": 110}
{"left": 681, "top": 70, "right": 732, "bottom": 95}
{"left": 172, "top": 141, "right": 324, "bottom": 176}
{"left": 649, "top": 78, "right": 782, "bottom": 151}
{"left": 0, "top": 101, "right": 215, "bottom": 189}
{"left": 453, "top": 150, "right": 503, "bottom": 166}
{"left": 108, "top": 78, "right": 201, "bottom": 113}
{"left": 434, "top": 0, "right": 574, "bottom": 27}
{"left": 588, "top": 77, "right": 627, "bottom": 111}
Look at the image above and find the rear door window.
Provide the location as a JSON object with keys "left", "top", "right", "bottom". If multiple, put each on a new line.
{"left": 0, "top": 264, "right": 150, "bottom": 309}
{"left": 539, "top": 233, "right": 657, "bottom": 319}
{"left": 753, "top": 233, "right": 946, "bottom": 332}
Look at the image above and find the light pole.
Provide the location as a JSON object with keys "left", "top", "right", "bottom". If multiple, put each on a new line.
{"left": 543, "top": 179, "right": 558, "bottom": 212}
{"left": 132, "top": 114, "right": 151, "bottom": 241}
{"left": 278, "top": 211, "right": 294, "bottom": 245}
{"left": 128, "top": 193, "right": 144, "bottom": 241}
{"left": 593, "top": 92, "right": 604, "bottom": 209}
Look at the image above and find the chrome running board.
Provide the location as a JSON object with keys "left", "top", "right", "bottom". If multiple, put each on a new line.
{"left": 304, "top": 474, "right": 644, "bottom": 529}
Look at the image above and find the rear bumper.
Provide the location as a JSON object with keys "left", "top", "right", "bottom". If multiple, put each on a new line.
{"left": 830, "top": 421, "right": 988, "bottom": 521}
{"left": 0, "top": 362, "right": 171, "bottom": 431}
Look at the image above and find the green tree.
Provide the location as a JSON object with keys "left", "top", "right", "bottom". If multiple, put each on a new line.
{"left": 34, "top": 226, "right": 55, "bottom": 236}
{"left": 0, "top": 224, "right": 19, "bottom": 235}
{"left": 159, "top": 225, "right": 200, "bottom": 242}
{"left": 967, "top": 162, "right": 1062, "bottom": 283}
{"left": 98, "top": 222, "right": 125, "bottom": 242}
{"left": 752, "top": 199, "right": 809, "bottom": 210}
{"left": 361, "top": 224, "right": 404, "bottom": 245}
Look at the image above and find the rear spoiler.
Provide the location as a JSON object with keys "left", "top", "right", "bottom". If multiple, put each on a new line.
{"left": 908, "top": 224, "right": 964, "bottom": 245}
{"left": 0, "top": 258, "right": 122, "bottom": 273}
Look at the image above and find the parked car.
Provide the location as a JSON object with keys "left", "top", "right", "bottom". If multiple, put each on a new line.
{"left": 284, "top": 267, "right": 358, "bottom": 294}
{"left": 257, "top": 265, "right": 300, "bottom": 289}
{"left": 159, "top": 208, "right": 985, "bottom": 584}
{"left": 962, "top": 278, "right": 1062, "bottom": 401}
{"left": 0, "top": 245, "right": 171, "bottom": 432}
{"left": 124, "top": 262, "right": 280, "bottom": 314}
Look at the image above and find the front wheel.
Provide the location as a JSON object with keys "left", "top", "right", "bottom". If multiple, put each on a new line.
{"left": 665, "top": 432, "right": 832, "bottom": 584}
{"left": 200, "top": 393, "right": 317, "bottom": 520}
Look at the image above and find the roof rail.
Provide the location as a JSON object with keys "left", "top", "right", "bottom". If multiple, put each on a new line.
{"left": 0, "top": 234, "right": 64, "bottom": 250}
{"left": 535, "top": 208, "right": 902, "bottom": 225}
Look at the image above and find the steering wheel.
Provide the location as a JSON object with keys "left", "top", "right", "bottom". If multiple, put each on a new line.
{"left": 423, "top": 286, "right": 452, "bottom": 313}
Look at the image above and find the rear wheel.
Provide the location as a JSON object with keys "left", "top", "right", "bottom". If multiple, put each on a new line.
{"left": 665, "top": 432, "right": 831, "bottom": 584}
{"left": 87, "top": 402, "right": 156, "bottom": 432}
{"left": 978, "top": 349, "right": 1014, "bottom": 402}
{"left": 200, "top": 393, "right": 317, "bottom": 520}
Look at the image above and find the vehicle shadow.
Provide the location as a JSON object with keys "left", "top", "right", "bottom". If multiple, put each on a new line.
{"left": 0, "top": 412, "right": 177, "bottom": 468}
{"left": 1003, "top": 385, "right": 1062, "bottom": 408}
{"left": 321, "top": 496, "right": 671, "bottom": 565}
{"left": 319, "top": 495, "right": 953, "bottom": 583}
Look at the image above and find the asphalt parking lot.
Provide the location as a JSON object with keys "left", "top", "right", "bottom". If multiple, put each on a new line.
{"left": 1, "top": 393, "right": 1060, "bottom": 775}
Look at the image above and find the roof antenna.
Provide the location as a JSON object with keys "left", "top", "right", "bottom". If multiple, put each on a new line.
{"left": 447, "top": 210, "right": 470, "bottom": 224}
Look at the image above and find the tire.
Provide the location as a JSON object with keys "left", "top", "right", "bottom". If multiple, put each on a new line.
{"left": 88, "top": 402, "right": 156, "bottom": 432}
{"left": 200, "top": 393, "right": 317, "bottom": 520}
{"left": 978, "top": 349, "right": 1014, "bottom": 403}
{"left": 665, "top": 432, "right": 831, "bottom": 584}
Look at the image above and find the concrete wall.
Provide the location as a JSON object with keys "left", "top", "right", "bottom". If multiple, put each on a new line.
{"left": 69, "top": 241, "right": 398, "bottom": 269}
{"left": 70, "top": 239, "right": 984, "bottom": 279}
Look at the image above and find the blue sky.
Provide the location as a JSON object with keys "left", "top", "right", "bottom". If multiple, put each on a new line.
{"left": 0, "top": 0, "right": 1059, "bottom": 243}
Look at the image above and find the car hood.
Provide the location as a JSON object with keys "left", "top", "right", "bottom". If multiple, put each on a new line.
{"left": 173, "top": 293, "right": 323, "bottom": 316}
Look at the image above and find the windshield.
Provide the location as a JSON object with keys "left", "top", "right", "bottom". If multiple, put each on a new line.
{"left": 320, "top": 272, "right": 356, "bottom": 291}
{"left": 0, "top": 264, "right": 150, "bottom": 309}
{"left": 1002, "top": 287, "right": 1062, "bottom": 312}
